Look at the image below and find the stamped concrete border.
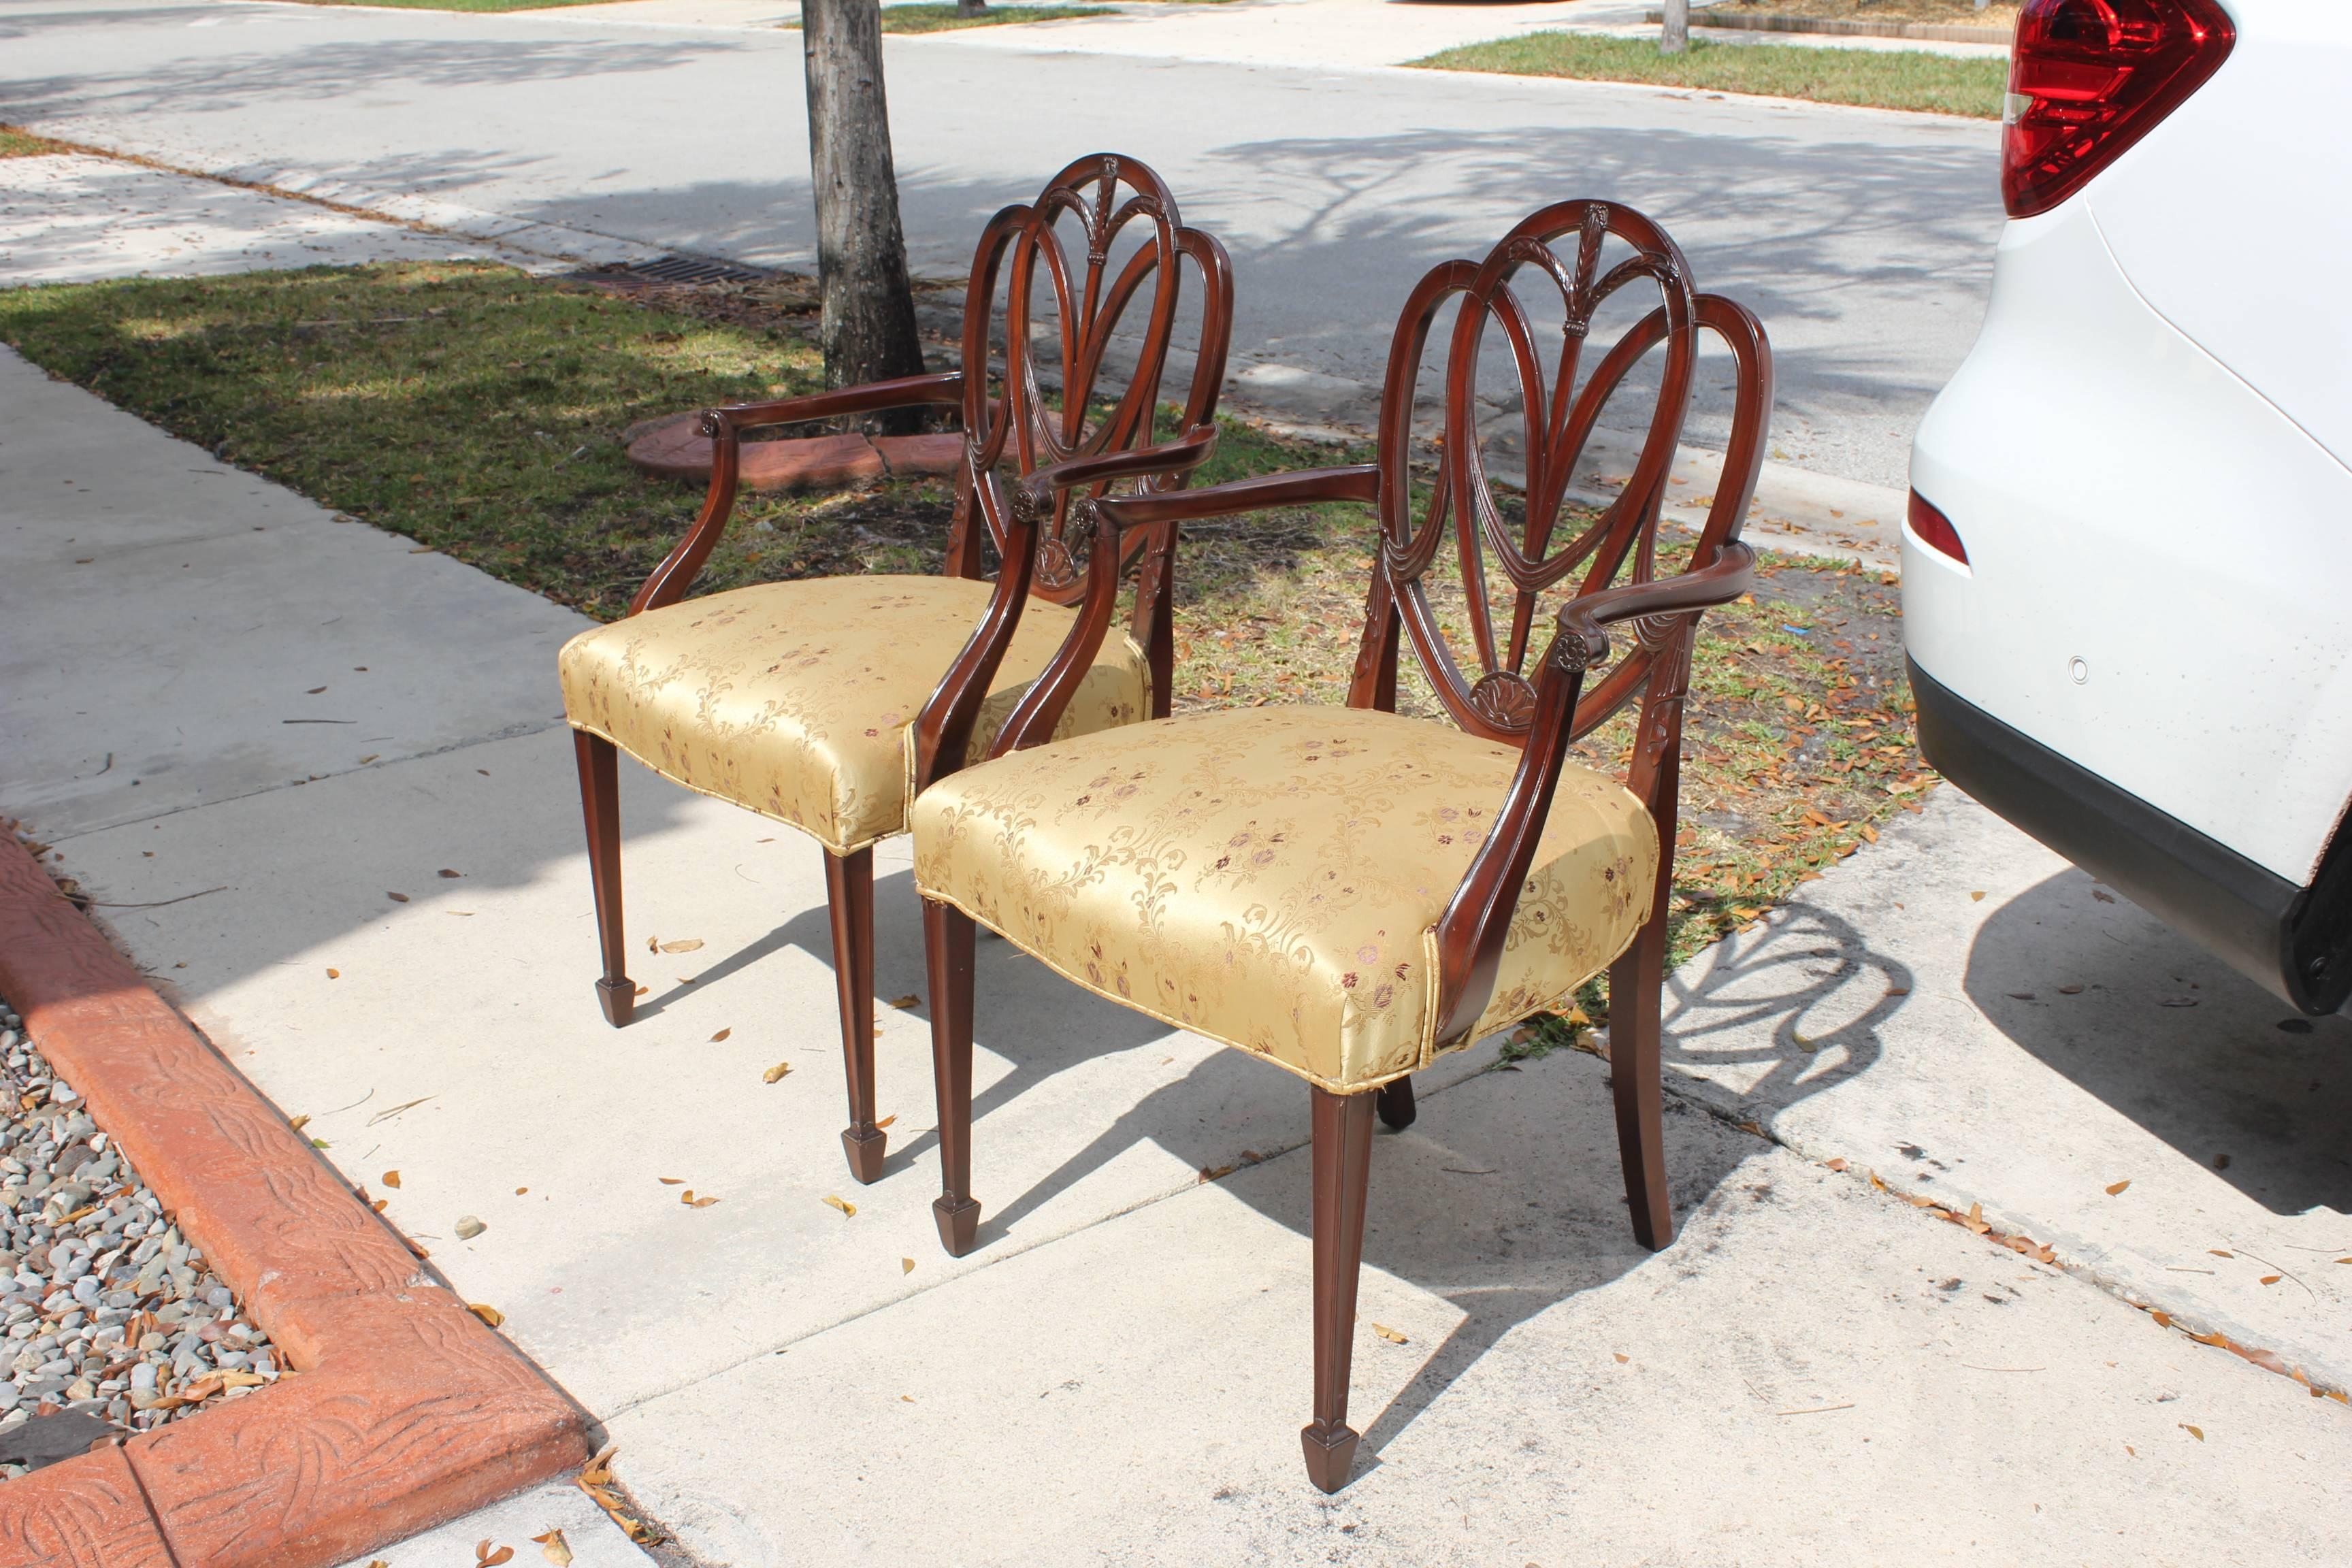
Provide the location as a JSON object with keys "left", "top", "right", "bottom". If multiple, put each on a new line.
{"left": 0, "top": 833, "right": 590, "bottom": 1567}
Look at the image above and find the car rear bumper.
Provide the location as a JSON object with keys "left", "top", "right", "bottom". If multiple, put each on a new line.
{"left": 1912, "top": 656, "right": 2352, "bottom": 1015}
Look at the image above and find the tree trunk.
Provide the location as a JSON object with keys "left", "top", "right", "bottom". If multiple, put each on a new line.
{"left": 1661, "top": 0, "right": 1688, "bottom": 53}
{"left": 802, "top": 0, "right": 927, "bottom": 434}
{"left": 956, "top": 0, "right": 987, "bottom": 16}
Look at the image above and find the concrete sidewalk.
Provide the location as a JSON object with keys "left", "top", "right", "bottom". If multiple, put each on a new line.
{"left": 5, "top": 336, "right": 2349, "bottom": 1565}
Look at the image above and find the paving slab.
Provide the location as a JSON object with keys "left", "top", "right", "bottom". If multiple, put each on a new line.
{"left": 608, "top": 1044, "right": 2352, "bottom": 1565}
{"left": 50, "top": 725, "right": 1510, "bottom": 1419}
{"left": 1661, "top": 785, "right": 2352, "bottom": 1394}
{"left": 0, "top": 151, "right": 529, "bottom": 285}
{"left": 0, "top": 345, "right": 587, "bottom": 836}
{"left": 329, "top": 1482, "right": 653, "bottom": 1568}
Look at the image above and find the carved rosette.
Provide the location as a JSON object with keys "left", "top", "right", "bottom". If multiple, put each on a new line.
{"left": 1550, "top": 625, "right": 1612, "bottom": 674}
{"left": 1468, "top": 670, "right": 1539, "bottom": 732}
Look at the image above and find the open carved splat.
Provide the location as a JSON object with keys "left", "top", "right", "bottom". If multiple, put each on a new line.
{"left": 947, "top": 153, "right": 1230, "bottom": 604}
{"left": 1351, "top": 200, "right": 1759, "bottom": 747}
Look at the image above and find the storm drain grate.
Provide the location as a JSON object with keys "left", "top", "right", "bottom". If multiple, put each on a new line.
{"left": 564, "top": 253, "right": 775, "bottom": 289}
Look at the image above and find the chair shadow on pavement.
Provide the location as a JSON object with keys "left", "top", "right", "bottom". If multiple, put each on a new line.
{"left": 750, "top": 870, "right": 1909, "bottom": 1465}
{"left": 1656, "top": 899, "right": 1913, "bottom": 1122}
{"left": 1965, "top": 868, "right": 2352, "bottom": 1218}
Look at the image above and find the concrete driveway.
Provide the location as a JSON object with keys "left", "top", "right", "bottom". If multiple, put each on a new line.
{"left": 0, "top": 0, "right": 2002, "bottom": 489}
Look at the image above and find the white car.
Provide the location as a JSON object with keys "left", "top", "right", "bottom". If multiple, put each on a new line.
{"left": 1904, "top": 0, "right": 2352, "bottom": 1014}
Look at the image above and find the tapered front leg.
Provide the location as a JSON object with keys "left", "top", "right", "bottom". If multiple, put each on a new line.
{"left": 824, "top": 847, "right": 887, "bottom": 1184}
{"left": 924, "top": 897, "right": 981, "bottom": 1255}
{"left": 1607, "top": 917, "right": 1676, "bottom": 1251}
{"left": 572, "top": 730, "right": 634, "bottom": 1028}
{"left": 1302, "top": 1085, "right": 1376, "bottom": 1493}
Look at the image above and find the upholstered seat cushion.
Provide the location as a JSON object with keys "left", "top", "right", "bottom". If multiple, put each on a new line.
{"left": 559, "top": 576, "right": 1150, "bottom": 856}
{"left": 910, "top": 705, "right": 1658, "bottom": 1092}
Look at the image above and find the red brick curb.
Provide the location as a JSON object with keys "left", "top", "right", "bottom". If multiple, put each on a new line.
{"left": 0, "top": 834, "right": 590, "bottom": 1567}
{"left": 625, "top": 410, "right": 964, "bottom": 491}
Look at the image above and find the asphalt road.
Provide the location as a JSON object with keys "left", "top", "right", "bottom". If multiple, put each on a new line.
{"left": 0, "top": 0, "right": 2004, "bottom": 487}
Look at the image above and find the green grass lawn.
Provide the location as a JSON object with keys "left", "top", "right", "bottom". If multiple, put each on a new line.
{"left": 1413, "top": 32, "right": 2006, "bottom": 118}
{"left": 1, "top": 125, "right": 66, "bottom": 157}
{"left": 0, "top": 261, "right": 1928, "bottom": 1038}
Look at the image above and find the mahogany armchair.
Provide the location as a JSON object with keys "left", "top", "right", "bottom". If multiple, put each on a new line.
{"left": 905, "top": 201, "right": 1773, "bottom": 1490}
{"left": 557, "top": 154, "right": 1233, "bottom": 1183}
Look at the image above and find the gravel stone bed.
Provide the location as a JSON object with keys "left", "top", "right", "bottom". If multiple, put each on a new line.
{"left": 0, "top": 990, "right": 282, "bottom": 1476}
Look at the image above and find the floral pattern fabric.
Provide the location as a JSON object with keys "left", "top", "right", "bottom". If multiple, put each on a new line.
{"left": 559, "top": 576, "right": 1150, "bottom": 855}
{"left": 910, "top": 705, "right": 1657, "bottom": 1091}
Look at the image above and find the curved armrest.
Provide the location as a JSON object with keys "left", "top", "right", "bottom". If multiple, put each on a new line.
{"left": 1552, "top": 540, "right": 1756, "bottom": 667}
{"left": 627, "top": 372, "right": 968, "bottom": 615}
{"left": 706, "top": 371, "right": 964, "bottom": 435}
{"left": 1012, "top": 423, "right": 1220, "bottom": 518}
{"left": 1426, "top": 540, "right": 1755, "bottom": 1048}
{"left": 1092, "top": 463, "right": 1381, "bottom": 532}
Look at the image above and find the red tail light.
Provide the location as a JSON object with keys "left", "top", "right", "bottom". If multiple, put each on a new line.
{"left": 1907, "top": 491, "right": 1970, "bottom": 566}
{"left": 2002, "top": 0, "right": 2234, "bottom": 218}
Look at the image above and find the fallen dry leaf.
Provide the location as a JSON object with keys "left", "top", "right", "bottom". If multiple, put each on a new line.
{"left": 1613, "top": 1352, "right": 1630, "bottom": 1364}
{"left": 1198, "top": 1164, "right": 1236, "bottom": 1183}
{"left": 710, "top": 1027, "right": 731, "bottom": 1043}
{"left": 580, "top": 1445, "right": 617, "bottom": 1488}
{"left": 824, "top": 1194, "right": 857, "bottom": 1218}
{"left": 888, "top": 994, "right": 921, "bottom": 1009}
{"left": 532, "top": 1529, "right": 574, "bottom": 1567}
{"left": 658, "top": 1177, "right": 684, "bottom": 1185}
{"left": 2179, "top": 1423, "right": 2204, "bottom": 1441}
{"left": 687, "top": 1192, "right": 719, "bottom": 1208}
{"left": 2260, "top": 1275, "right": 2283, "bottom": 1286}
{"left": 1968, "top": 891, "right": 1986, "bottom": 902}
{"left": 901, "top": 1257, "right": 915, "bottom": 1275}
{"left": 440, "top": 868, "right": 463, "bottom": 879}
{"left": 876, "top": 1114, "right": 896, "bottom": 1130}
{"left": 2105, "top": 1179, "right": 2131, "bottom": 1196}
{"left": 763, "top": 1061, "right": 792, "bottom": 1083}
{"left": 325, "top": 968, "right": 340, "bottom": 979}
{"left": 289, "top": 1114, "right": 310, "bottom": 1132}
{"left": 387, "top": 892, "right": 409, "bottom": 903}
{"left": 382, "top": 1170, "right": 401, "bottom": 1188}
{"left": 2209, "top": 1249, "right": 2233, "bottom": 1258}
{"left": 1371, "top": 1324, "right": 1408, "bottom": 1345}
{"left": 659, "top": 938, "right": 704, "bottom": 953}
{"left": 1964, "top": 1202, "right": 1991, "bottom": 1235}
{"left": 476, "top": 1541, "right": 514, "bottom": 1567}
{"left": 2092, "top": 888, "right": 2117, "bottom": 902}
{"left": 1824, "top": 1158, "right": 1848, "bottom": 1173}
{"left": 470, "top": 1303, "right": 505, "bottom": 1328}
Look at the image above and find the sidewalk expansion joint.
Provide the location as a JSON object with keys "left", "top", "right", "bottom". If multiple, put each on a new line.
{"left": 1650, "top": 1043, "right": 2352, "bottom": 1410}
{"left": 39, "top": 716, "right": 571, "bottom": 847}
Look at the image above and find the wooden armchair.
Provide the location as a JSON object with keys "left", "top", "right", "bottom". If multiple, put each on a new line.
{"left": 557, "top": 154, "right": 1233, "bottom": 1184}
{"left": 905, "top": 201, "right": 1772, "bottom": 1490}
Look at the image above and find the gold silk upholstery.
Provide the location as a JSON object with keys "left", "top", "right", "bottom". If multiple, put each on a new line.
{"left": 910, "top": 706, "right": 1658, "bottom": 1092}
{"left": 559, "top": 576, "right": 1151, "bottom": 856}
